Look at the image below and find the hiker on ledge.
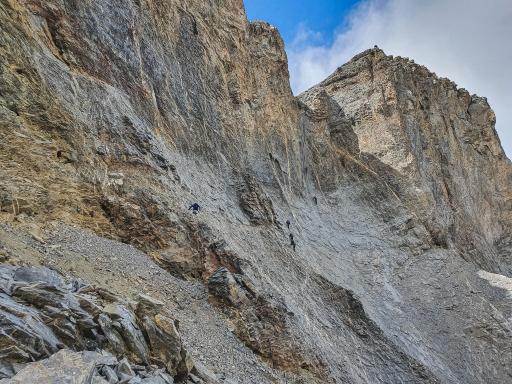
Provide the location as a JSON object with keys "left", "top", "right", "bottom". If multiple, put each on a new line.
{"left": 188, "top": 203, "right": 201, "bottom": 215}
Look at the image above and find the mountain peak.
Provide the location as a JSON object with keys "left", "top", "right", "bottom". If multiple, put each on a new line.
{"left": 0, "top": 1, "right": 511, "bottom": 383}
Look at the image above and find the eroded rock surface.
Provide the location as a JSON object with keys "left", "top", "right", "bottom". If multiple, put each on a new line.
{"left": 0, "top": 1, "right": 511, "bottom": 384}
{"left": 0, "top": 349, "right": 177, "bottom": 384}
{"left": 0, "top": 265, "right": 190, "bottom": 381}
{"left": 304, "top": 48, "right": 512, "bottom": 274}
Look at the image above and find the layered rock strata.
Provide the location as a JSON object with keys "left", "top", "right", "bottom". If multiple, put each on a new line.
{"left": 0, "top": 1, "right": 511, "bottom": 383}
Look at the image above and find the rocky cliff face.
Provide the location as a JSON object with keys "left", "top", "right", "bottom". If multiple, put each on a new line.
{"left": 305, "top": 49, "right": 512, "bottom": 274}
{"left": 1, "top": 1, "right": 511, "bottom": 383}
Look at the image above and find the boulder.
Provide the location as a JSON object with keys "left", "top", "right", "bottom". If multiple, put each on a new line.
{"left": 0, "top": 349, "right": 97, "bottom": 384}
{"left": 207, "top": 268, "right": 242, "bottom": 306}
{"left": 115, "top": 358, "right": 136, "bottom": 383}
{"left": 0, "top": 266, "right": 192, "bottom": 381}
{"left": 190, "top": 362, "right": 221, "bottom": 384}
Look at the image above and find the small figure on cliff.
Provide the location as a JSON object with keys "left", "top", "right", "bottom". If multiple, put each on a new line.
{"left": 286, "top": 219, "right": 291, "bottom": 229}
{"left": 188, "top": 203, "right": 201, "bottom": 215}
{"left": 289, "top": 233, "right": 296, "bottom": 251}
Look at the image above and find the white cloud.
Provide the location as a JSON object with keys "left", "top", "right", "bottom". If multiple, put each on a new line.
{"left": 291, "top": 23, "right": 324, "bottom": 47}
{"left": 287, "top": 0, "right": 512, "bottom": 157}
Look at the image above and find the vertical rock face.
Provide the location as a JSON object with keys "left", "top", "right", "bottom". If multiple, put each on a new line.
{"left": 304, "top": 48, "right": 512, "bottom": 274}
{"left": 0, "top": 0, "right": 299, "bottom": 231}
{"left": 1, "top": 1, "right": 512, "bottom": 384}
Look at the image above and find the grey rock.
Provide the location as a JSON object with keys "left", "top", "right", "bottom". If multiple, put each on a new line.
{"left": 95, "top": 353, "right": 119, "bottom": 367}
{"left": 0, "top": 349, "right": 96, "bottom": 384}
{"left": 236, "top": 174, "right": 276, "bottom": 225}
{"left": 137, "top": 312, "right": 183, "bottom": 376}
{"left": 98, "top": 313, "right": 129, "bottom": 357}
{"left": 92, "top": 377, "right": 110, "bottom": 384}
{"left": 0, "top": 0, "right": 511, "bottom": 383}
{"left": 140, "top": 375, "right": 173, "bottom": 384}
{"left": 136, "top": 294, "right": 165, "bottom": 317}
{"left": 0, "top": 265, "right": 191, "bottom": 381}
{"left": 191, "top": 362, "right": 220, "bottom": 384}
{"left": 208, "top": 268, "right": 242, "bottom": 306}
{"left": 12, "top": 266, "right": 65, "bottom": 287}
{"left": 100, "top": 365, "right": 119, "bottom": 384}
{"left": 102, "top": 303, "right": 150, "bottom": 364}
{"left": 116, "top": 358, "right": 136, "bottom": 383}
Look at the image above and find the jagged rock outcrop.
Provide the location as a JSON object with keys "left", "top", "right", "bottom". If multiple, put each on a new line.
{"left": 236, "top": 174, "right": 277, "bottom": 225}
{"left": 208, "top": 267, "right": 329, "bottom": 381}
{"left": 0, "top": 1, "right": 511, "bottom": 384}
{"left": 0, "top": 265, "right": 191, "bottom": 381}
{"left": 304, "top": 48, "right": 512, "bottom": 273}
{"left": 0, "top": 349, "right": 177, "bottom": 384}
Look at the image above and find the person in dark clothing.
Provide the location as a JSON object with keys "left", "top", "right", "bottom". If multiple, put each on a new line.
{"left": 188, "top": 203, "right": 201, "bottom": 214}
{"left": 286, "top": 219, "right": 291, "bottom": 229}
{"left": 289, "top": 233, "right": 296, "bottom": 251}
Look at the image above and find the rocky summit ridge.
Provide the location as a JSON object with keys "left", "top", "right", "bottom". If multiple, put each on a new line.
{"left": 0, "top": 1, "right": 511, "bottom": 383}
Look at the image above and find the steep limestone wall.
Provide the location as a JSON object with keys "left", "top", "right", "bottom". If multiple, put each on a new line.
{"left": 1, "top": 1, "right": 512, "bottom": 384}
{"left": 303, "top": 48, "right": 512, "bottom": 275}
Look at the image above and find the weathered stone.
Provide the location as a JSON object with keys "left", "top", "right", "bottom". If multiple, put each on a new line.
{"left": 305, "top": 48, "right": 512, "bottom": 274}
{"left": 12, "top": 266, "right": 65, "bottom": 287}
{"left": 140, "top": 375, "right": 174, "bottom": 384}
{"left": 191, "top": 362, "right": 220, "bottom": 384}
{"left": 137, "top": 314, "right": 182, "bottom": 376}
{"left": 100, "top": 365, "right": 119, "bottom": 384}
{"left": 154, "top": 248, "right": 202, "bottom": 280}
{"left": 102, "top": 303, "right": 150, "bottom": 364}
{"left": 0, "top": 196, "right": 32, "bottom": 216}
{"left": 0, "top": 0, "right": 511, "bottom": 383}
{"left": 0, "top": 349, "right": 96, "bottom": 384}
{"left": 98, "top": 313, "right": 129, "bottom": 357}
{"left": 0, "top": 265, "right": 190, "bottom": 381}
{"left": 94, "top": 353, "right": 119, "bottom": 367}
{"left": 207, "top": 267, "right": 324, "bottom": 379}
{"left": 116, "top": 358, "right": 136, "bottom": 383}
{"left": 99, "top": 365, "right": 119, "bottom": 384}
{"left": 237, "top": 174, "right": 276, "bottom": 225}
{"left": 208, "top": 268, "right": 242, "bottom": 306}
{"left": 299, "top": 89, "right": 359, "bottom": 155}
{"left": 92, "top": 377, "right": 110, "bottom": 384}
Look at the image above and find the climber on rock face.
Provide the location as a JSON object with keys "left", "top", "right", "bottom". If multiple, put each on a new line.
{"left": 188, "top": 203, "right": 201, "bottom": 214}
{"left": 286, "top": 219, "right": 291, "bottom": 229}
{"left": 289, "top": 233, "right": 296, "bottom": 251}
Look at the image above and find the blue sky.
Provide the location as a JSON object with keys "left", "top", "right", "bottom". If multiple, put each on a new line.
{"left": 243, "top": 0, "right": 511, "bottom": 157}
{"left": 244, "top": 0, "right": 360, "bottom": 48}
